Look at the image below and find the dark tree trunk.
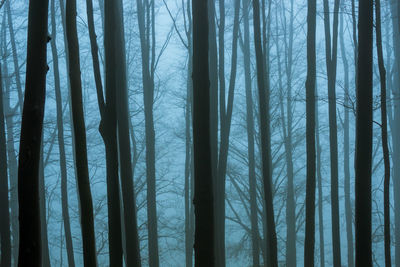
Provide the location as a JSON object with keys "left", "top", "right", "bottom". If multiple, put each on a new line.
{"left": 304, "top": 0, "right": 316, "bottom": 264}
{"left": 242, "top": 0, "right": 260, "bottom": 265}
{"left": 339, "top": 7, "right": 354, "bottom": 267}
{"left": 375, "top": 0, "right": 391, "bottom": 265}
{"left": 17, "top": 0, "right": 49, "bottom": 265}
{"left": 0, "top": 63, "right": 11, "bottom": 267}
{"left": 50, "top": 0, "right": 75, "bottom": 264}
{"left": 192, "top": 0, "right": 215, "bottom": 265}
{"left": 135, "top": 0, "right": 160, "bottom": 264}
{"left": 65, "top": 0, "right": 97, "bottom": 265}
{"left": 322, "top": 0, "right": 341, "bottom": 265}
{"left": 88, "top": 0, "right": 124, "bottom": 265}
{"left": 252, "top": 0, "right": 278, "bottom": 266}
{"left": 354, "top": 0, "right": 373, "bottom": 265}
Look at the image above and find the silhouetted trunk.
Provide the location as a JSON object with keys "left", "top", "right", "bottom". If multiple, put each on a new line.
{"left": 0, "top": 63, "right": 11, "bottom": 267}
{"left": 192, "top": 0, "right": 215, "bottom": 265}
{"left": 50, "top": 0, "right": 75, "bottom": 264}
{"left": 17, "top": 1, "right": 49, "bottom": 265}
{"left": 252, "top": 0, "right": 278, "bottom": 266}
{"left": 106, "top": 1, "right": 142, "bottom": 266}
{"left": 322, "top": 0, "right": 341, "bottom": 265}
{"left": 304, "top": 0, "right": 316, "bottom": 264}
{"left": 316, "top": 89, "right": 324, "bottom": 267}
{"left": 354, "top": 0, "right": 373, "bottom": 265}
{"left": 65, "top": 0, "right": 97, "bottom": 265}
{"left": 242, "top": 0, "right": 260, "bottom": 265}
{"left": 87, "top": 0, "right": 124, "bottom": 265}
{"left": 375, "top": 0, "right": 391, "bottom": 265}
{"left": 135, "top": 0, "right": 160, "bottom": 264}
{"left": 339, "top": 8, "right": 354, "bottom": 267}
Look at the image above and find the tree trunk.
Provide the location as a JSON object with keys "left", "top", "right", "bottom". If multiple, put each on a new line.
{"left": 17, "top": 0, "right": 49, "bottom": 265}
{"left": 0, "top": 63, "right": 11, "bottom": 267}
{"left": 375, "top": 0, "right": 391, "bottom": 265}
{"left": 192, "top": 0, "right": 215, "bottom": 265}
{"left": 65, "top": 0, "right": 97, "bottom": 265}
{"left": 88, "top": 0, "right": 125, "bottom": 265}
{"left": 252, "top": 0, "right": 278, "bottom": 266}
{"left": 304, "top": 0, "right": 316, "bottom": 264}
{"left": 135, "top": 0, "right": 160, "bottom": 264}
{"left": 322, "top": 0, "right": 341, "bottom": 265}
{"left": 242, "top": 0, "right": 260, "bottom": 265}
{"left": 354, "top": 0, "right": 373, "bottom": 265}
{"left": 339, "top": 7, "right": 354, "bottom": 267}
{"left": 50, "top": 0, "right": 75, "bottom": 264}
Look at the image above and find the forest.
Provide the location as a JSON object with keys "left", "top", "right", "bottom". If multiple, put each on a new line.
{"left": 0, "top": 0, "right": 397, "bottom": 266}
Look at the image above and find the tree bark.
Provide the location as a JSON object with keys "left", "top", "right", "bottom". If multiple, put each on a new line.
{"left": 192, "top": 0, "right": 215, "bottom": 265}
{"left": 375, "top": 0, "right": 391, "bottom": 265}
{"left": 17, "top": 0, "right": 49, "bottom": 265}
{"left": 304, "top": 0, "right": 316, "bottom": 264}
{"left": 65, "top": 0, "right": 97, "bottom": 265}
{"left": 354, "top": 0, "right": 373, "bottom": 265}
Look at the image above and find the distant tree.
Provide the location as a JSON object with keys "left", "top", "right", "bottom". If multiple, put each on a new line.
{"left": 17, "top": 0, "right": 49, "bottom": 265}
{"left": 65, "top": 0, "right": 97, "bottom": 265}
{"left": 354, "top": 0, "right": 373, "bottom": 265}
{"left": 304, "top": 0, "right": 316, "bottom": 265}
{"left": 0, "top": 63, "right": 11, "bottom": 267}
{"left": 192, "top": 0, "right": 215, "bottom": 265}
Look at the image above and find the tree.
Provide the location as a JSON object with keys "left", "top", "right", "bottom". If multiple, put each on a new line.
{"left": 50, "top": 0, "right": 75, "bottom": 264}
{"left": 135, "top": 0, "right": 160, "bottom": 264}
{"left": 354, "top": 0, "right": 373, "bottom": 265}
{"left": 17, "top": 0, "right": 49, "bottom": 265}
{"left": 0, "top": 63, "right": 11, "bottom": 267}
{"left": 304, "top": 0, "right": 316, "bottom": 264}
{"left": 252, "top": 0, "right": 278, "bottom": 265}
{"left": 339, "top": 5, "right": 354, "bottom": 267}
{"left": 106, "top": 0, "right": 143, "bottom": 265}
{"left": 65, "top": 0, "right": 97, "bottom": 265}
{"left": 375, "top": 0, "right": 391, "bottom": 265}
{"left": 192, "top": 0, "right": 215, "bottom": 265}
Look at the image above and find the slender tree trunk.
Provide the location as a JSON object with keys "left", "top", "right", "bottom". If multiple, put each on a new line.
{"left": 252, "top": 0, "right": 278, "bottom": 266}
{"left": 65, "top": 0, "right": 97, "bottom": 265}
{"left": 316, "top": 89, "right": 325, "bottom": 267}
{"left": 339, "top": 8, "right": 354, "bottom": 267}
{"left": 50, "top": 0, "right": 75, "bottom": 264}
{"left": 375, "top": 0, "right": 391, "bottom": 265}
{"left": 354, "top": 0, "right": 373, "bottom": 265}
{"left": 192, "top": 0, "right": 215, "bottom": 265}
{"left": 87, "top": 0, "right": 124, "bottom": 265}
{"left": 0, "top": 63, "right": 11, "bottom": 267}
{"left": 2, "top": 14, "right": 19, "bottom": 265}
{"left": 135, "top": 0, "right": 160, "bottom": 264}
{"left": 242, "top": 0, "right": 260, "bottom": 265}
{"left": 5, "top": 0, "right": 23, "bottom": 115}
{"left": 304, "top": 0, "right": 316, "bottom": 264}
{"left": 106, "top": 1, "right": 142, "bottom": 266}
{"left": 17, "top": 0, "right": 49, "bottom": 265}
{"left": 322, "top": 0, "right": 341, "bottom": 265}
